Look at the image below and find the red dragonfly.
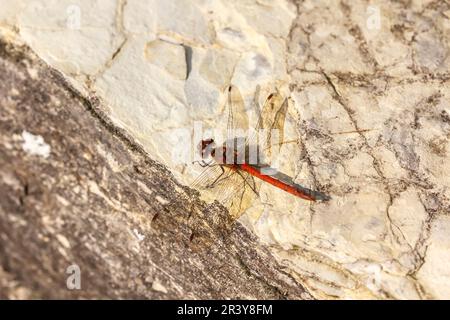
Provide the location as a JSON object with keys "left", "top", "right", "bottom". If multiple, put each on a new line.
{"left": 191, "top": 85, "right": 329, "bottom": 220}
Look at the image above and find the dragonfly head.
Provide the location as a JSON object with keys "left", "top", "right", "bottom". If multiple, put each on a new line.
{"left": 198, "top": 139, "right": 216, "bottom": 159}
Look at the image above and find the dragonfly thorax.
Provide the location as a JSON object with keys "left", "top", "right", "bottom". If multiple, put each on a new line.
{"left": 199, "top": 137, "right": 264, "bottom": 165}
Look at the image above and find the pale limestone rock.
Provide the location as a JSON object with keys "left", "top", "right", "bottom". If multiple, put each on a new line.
{"left": 199, "top": 49, "right": 239, "bottom": 87}
{"left": 416, "top": 217, "right": 450, "bottom": 299}
{"left": 1, "top": 0, "right": 449, "bottom": 300}
{"left": 145, "top": 39, "right": 187, "bottom": 80}
{"left": 16, "top": 0, "right": 122, "bottom": 77}
{"left": 123, "top": 0, "right": 157, "bottom": 35}
{"left": 388, "top": 189, "right": 428, "bottom": 248}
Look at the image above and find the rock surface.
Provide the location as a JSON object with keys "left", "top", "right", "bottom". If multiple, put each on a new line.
{"left": 1, "top": 0, "right": 449, "bottom": 299}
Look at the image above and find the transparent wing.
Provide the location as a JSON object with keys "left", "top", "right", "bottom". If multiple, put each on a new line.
{"left": 225, "top": 85, "right": 249, "bottom": 139}
{"left": 260, "top": 92, "right": 288, "bottom": 158}
{"left": 247, "top": 89, "right": 289, "bottom": 164}
{"left": 216, "top": 169, "right": 260, "bottom": 221}
{"left": 188, "top": 164, "right": 238, "bottom": 251}
{"left": 188, "top": 165, "right": 260, "bottom": 252}
{"left": 190, "top": 163, "right": 231, "bottom": 191}
{"left": 191, "top": 164, "right": 260, "bottom": 221}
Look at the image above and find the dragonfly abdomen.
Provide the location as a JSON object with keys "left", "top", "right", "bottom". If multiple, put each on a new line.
{"left": 238, "top": 164, "right": 316, "bottom": 201}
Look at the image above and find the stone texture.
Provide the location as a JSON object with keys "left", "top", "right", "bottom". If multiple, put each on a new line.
{"left": 0, "top": 0, "right": 449, "bottom": 299}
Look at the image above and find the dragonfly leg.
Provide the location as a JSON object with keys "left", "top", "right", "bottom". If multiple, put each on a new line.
{"left": 192, "top": 160, "right": 213, "bottom": 168}
{"left": 206, "top": 165, "right": 225, "bottom": 188}
{"left": 235, "top": 170, "right": 259, "bottom": 196}
{"left": 237, "top": 185, "right": 246, "bottom": 212}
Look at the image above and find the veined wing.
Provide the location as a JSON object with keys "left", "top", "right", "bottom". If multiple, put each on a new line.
{"left": 218, "top": 167, "right": 260, "bottom": 220}
{"left": 225, "top": 85, "right": 249, "bottom": 139}
{"left": 247, "top": 88, "right": 289, "bottom": 164}
{"left": 190, "top": 163, "right": 233, "bottom": 191}
{"left": 190, "top": 162, "right": 260, "bottom": 220}
{"left": 260, "top": 92, "right": 289, "bottom": 159}
{"left": 188, "top": 165, "right": 260, "bottom": 253}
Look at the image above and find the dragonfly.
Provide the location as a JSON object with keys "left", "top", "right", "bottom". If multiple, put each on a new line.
{"left": 191, "top": 85, "right": 330, "bottom": 221}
